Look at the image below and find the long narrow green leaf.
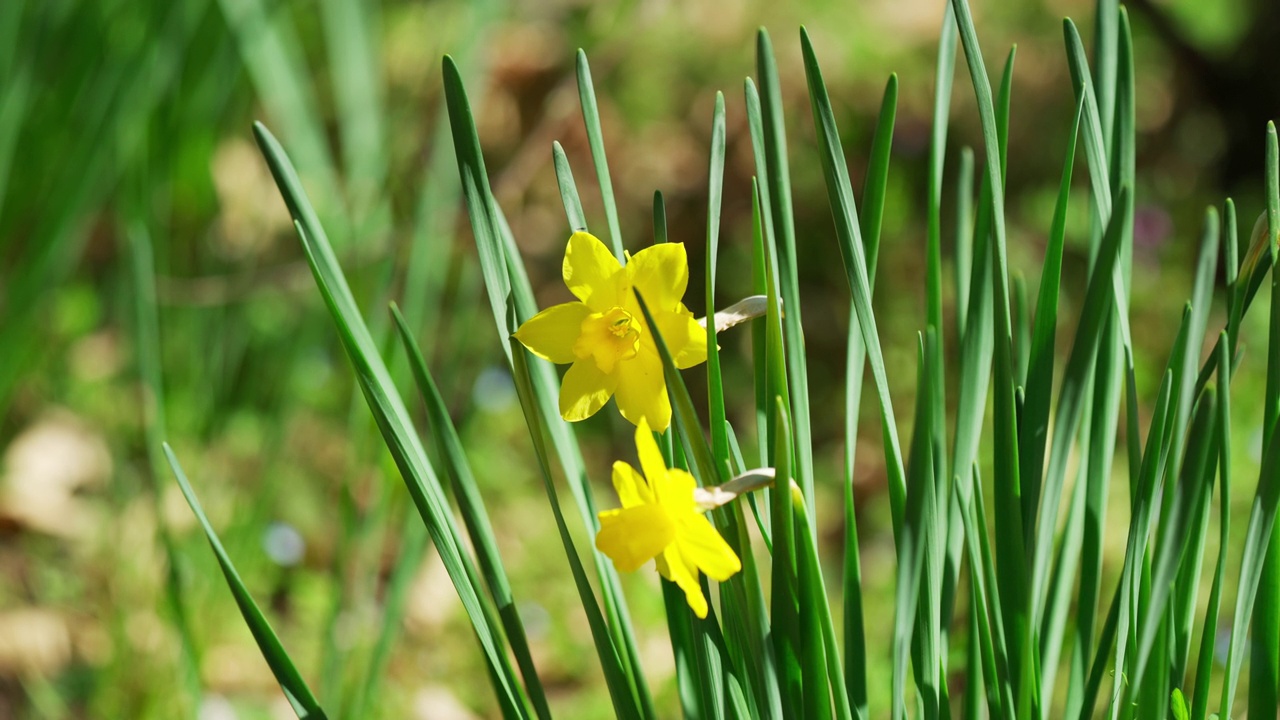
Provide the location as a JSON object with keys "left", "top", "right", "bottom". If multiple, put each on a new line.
{"left": 960, "top": 462, "right": 1016, "bottom": 718}
{"left": 164, "top": 445, "right": 327, "bottom": 720}
{"left": 954, "top": 146, "right": 976, "bottom": 338}
{"left": 963, "top": 598, "right": 984, "bottom": 720}
{"left": 701, "top": 120, "right": 767, "bottom": 718}
{"left": 1224, "top": 200, "right": 1244, "bottom": 346}
{"left": 948, "top": 2, "right": 1031, "bottom": 710}
{"left": 0, "top": 52, "right": 29, "bottom": 223}
{"left": 861, "top": 74, "right": 898, "bottom": 281}
{"left": 746, "top": 176, "right": 778, "bottom": 551}
{"left": 1061, "top": 11, "right": 1137, "bottom": 694}
{"left": 446, "top": 52, "right": 655, "bottom": 711}
{"left": 925, "top": 2, "right": 957, "bottom": 339}
{"left": 1197, "top": 209, "right": 1272, "bottom": 395}
{"left": 661, "top": 579, "right": 716, "bottom": 720}
{"left": 1063, "top": 19, "right": 1112, "bottom": 228}
{"left": 705, "top": 91, "right": 732, "bottom": 479}
{"left": 842, "top": 71, "right": 896, "bottom": 720}
{"left": 915, "top": 330, "right": 947, "bottom": 719}
{"left": 1092, "top": 0, "right": 1118, "bottom": 152}
{"left": 1012, "top": 273, "right": 1031, "bottom": 389}
{"left": 758, "top": 30, "right": 815, "bottom": 519}
{"left": 1038, "top": 438, "right": 1088, "bottom": 711}
{"left": 1191, "top": 335, "right": 1232, "bottom": 720}
{"left": 1031, "top": 188, "right": 1132, "bottom": 622}
{"left": 1063, "top": 17, "right": 1135, "bottom": 347}
{"left": 924, "top": 10, "right": 957, "bottom": 575}
{"left": 553, "top": 140, "right": 589, "bottom": 232}
{"left": 1219, "top": 419, "right": 1280, "bottom": 720}
{"left": 391, "top": 305, "right": 552, "bottom": 720}
{"left": 720, "top": 464, "right": 783, "bottom": 717}
{"left": 575, "top": 50, "right": 624, "bottom": 260}
{"left": 769, "top": 402, "right": 802, "bottom": 717}
{"left": 794, "top": 488, "right": 841, "bottom": 720}
{"left": 799, "top": 27, "right": 907, "bottom": 539}
{"left": 1122, "top": 341, "right": 1188, "bottom": 720}
{"left": 1030, "top": 98, "right": 1091, "bottom": 714}
{"left": 1168, "top": 209, "right": 1222, "bottom": 683}
{"left": 1018, "top": 94, "right": 1083, "bottom": 553}
{"left": 254, "top": 122, "right": 531, "bottom": 719}
{"left": 944, "top": 49, "right": 1014, "bottom": 640}
{"left": 653, "top": 190, "right": 667, "bottom": 245}
{"left": 1249, "top": 120, "right": 1280, "bottom": 720}
{"left": 507, "top": 335, "right": 646, "bottom": 720}
{"left": 1076, "top": 369, "right": 1172, "bottom": 720}
{"left": 718, "top": 503, "right": 781, "bottom": 720}
{"left": 1064, "top": 353, "right": 1118, "bottom": 716}
{"left": 1128, "top": 389, "right": 1218, "bottom": 698}
{"left": 893, "top": 335, "right": 936, "bottom": 720}
{"left": 441, "top": 56, "right": 512, "bottom": 361}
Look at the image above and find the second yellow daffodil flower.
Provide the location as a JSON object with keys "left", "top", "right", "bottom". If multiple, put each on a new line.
{"left": 513, "top": 231, "right": 707, "bottom": 432}
{"left": 595, "top": 419, "right": 741, "bottom": 618}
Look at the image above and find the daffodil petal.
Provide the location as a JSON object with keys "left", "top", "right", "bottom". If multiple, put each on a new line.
{"left": 563, "top": 231, "right": 622, "bottom": 312}
{"left": 676, "top": 514, "right": 742, "bottom": 581}
{"left": 627, "top": 242, "right": 688, "bottom": 310}
{"left": 631, "top": 418, "right": 668, "bottom": 490}
{"left": 513, "top": 302, "right": 590, "bottom": 364}
{"left": 615, "top": 348, "right": 671, "bottom": 431}
{"left": 660, "top": 543, "right": 708, "bottom": 618}
{"left": 654, "top": 468, "right": 697, "bottom": 512}
{"left": 596, "top": 504, "right": 675, "bottom": 573}
{"left": 560, "top": 359, "right": 617, "bottom": 421}
{"left": 656, "top": 305, "right": 708, "bottom": 369}
{"left": 611, "top": 461, "right": 653, "bottom": 507}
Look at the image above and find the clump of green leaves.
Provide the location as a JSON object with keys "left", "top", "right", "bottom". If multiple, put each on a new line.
{"left": 169, "top": 0, "right": 1280, "bottom": 717}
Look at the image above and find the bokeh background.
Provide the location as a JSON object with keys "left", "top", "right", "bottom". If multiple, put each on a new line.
{"left": 2, "top": 0, "right": 1278, "bottom": 717}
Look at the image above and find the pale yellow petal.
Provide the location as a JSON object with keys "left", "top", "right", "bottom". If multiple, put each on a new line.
{"left": 676, "top": 514, "right": 741, "bottom": 581}
{"left": 615, "top": 348, "right": 671, "bottom": 431}
{"left": 513, "top": 302, "right": 590, "bottom": 364}
{"left": 563, "top": 231, "right": 623, "bottom": 312}
{"left": 560, "top": 359, "right": 617, "bottom": 422}
{"left": 626, "top": 242, "right": 688, "bottom": 311}
{"left": 660, "top": 543, "right": 708, "bottom": 618}
{"left": 596, "top": 504, "right": 675, "bottom": 573}
{"left": 611, "top": 461, "right": 653, "bottom": 508}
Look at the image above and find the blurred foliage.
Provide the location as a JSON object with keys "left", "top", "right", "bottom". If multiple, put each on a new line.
{"left": 0, "top": 0, "right": 1276, "bottom": 717}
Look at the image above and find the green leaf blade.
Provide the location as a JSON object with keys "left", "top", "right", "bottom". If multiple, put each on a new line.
{"left": 164, "top": 445, "right": 327, "bottom": 720}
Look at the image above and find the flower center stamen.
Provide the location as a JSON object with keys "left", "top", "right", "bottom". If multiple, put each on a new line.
{"left": 574, "top": 306, "right": 642, "bottom": 373}
{"left": 610, "top": 313, "right": 634, "bottom": 337}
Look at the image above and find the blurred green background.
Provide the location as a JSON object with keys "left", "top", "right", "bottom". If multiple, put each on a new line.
{"left": 2, "top": 0, "right": 1278, "bottom": 717}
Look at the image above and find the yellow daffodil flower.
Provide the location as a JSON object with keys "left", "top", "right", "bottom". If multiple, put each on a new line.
{"left": 594, "top": 419, "right": 741, "bottom": 618}
{"left": 513, "top": 231, "right": 707, "bottom": 432}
